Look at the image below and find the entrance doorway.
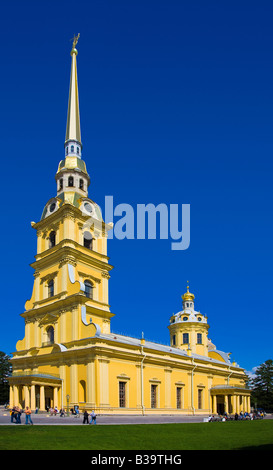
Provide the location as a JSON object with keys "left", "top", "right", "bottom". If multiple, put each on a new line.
{"left": 45, "top": 386, "right": 53, "bottom": 409}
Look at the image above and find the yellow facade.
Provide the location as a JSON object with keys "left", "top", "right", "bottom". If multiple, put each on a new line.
{"left": 9, "top": 42, "right": 250, "bottom": 415}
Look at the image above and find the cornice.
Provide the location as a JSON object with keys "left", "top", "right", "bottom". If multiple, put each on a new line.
{"left": 31, "top": 243, "right": 113, "bottom": 272}
{"left": 21, "top": 293, "right": 112, "bottom": 318}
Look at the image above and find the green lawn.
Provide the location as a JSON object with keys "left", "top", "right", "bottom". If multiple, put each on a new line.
{"left": 0, "top": 421, "right": 272, "bottom": 450}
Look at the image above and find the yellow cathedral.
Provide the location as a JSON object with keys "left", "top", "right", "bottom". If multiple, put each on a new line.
{"left": 9, "top": 39, "right": 250, "bottom": 416}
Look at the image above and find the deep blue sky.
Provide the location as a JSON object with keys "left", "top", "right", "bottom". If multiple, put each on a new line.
{"left": 1, "top": 0, "right": 273, "bottom": 374}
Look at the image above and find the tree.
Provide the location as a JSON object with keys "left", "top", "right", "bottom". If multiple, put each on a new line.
{"left": 0, "top": 352, "right": 12, "bottom": 404}
{"left": 250, "top": 359, "right": 273, "bottom": 411}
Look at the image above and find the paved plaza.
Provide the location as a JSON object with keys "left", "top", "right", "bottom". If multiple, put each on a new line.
{"left": 0, "top": 407, "right": 272, "bottom": 426}
{"left": 0, "top": 407, "right": 209, "bottom": 425}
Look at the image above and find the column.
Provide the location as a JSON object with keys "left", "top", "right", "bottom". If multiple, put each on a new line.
{"left": 13, "top": 385, "right": 19, "bottom": 406}
{"left": 164, "top": 368, "right": 172, "bottom": 409}
{"left": 70, "top": 363, "right": 78, "bottom": 405}
{"left": 98, "top": 357, "right": 109, "bottom": 407}
{"left": 224, "top": 395, "right": 229, "bottom": 414}
{"left": 243, "top": 395, "right": 247, "bottom": 412}
{"left": 86, "top": 361, "right": 96, "bottom": 407}
{"left": 9, "top": 386, "right": 14, "bottom": 408}
{"left": 71, "top": 306, "right": 79, "bottom": 342}
{"left": 61, "top": 264, "right": 67, "bottom": 293}
{"left": 232, "top": 395, "right": 236, "bottom": 414}
{"left": 24, "top": 386, "right": 30, "bottom": 408}
{"left": 136, "top": 364, "right": 142, "bottom": 410}
{"left": 40, "top": 386, "right": 45, "bottom": 411}
{"left": 34, "top": 271, "right": 40, "bottom": 303}
{"left": 236, "top": 395, "right": 240, "bottom": 413}
{"left": 247, "top": 395, "right": 251, "bottom": 413}
{"left": 30, "top": 385, "right": 36, "bottom": 410}
{"left": 212, "top": 395, "right": 217, "bottom": 414}
{"left": 59, "top": 365, "right": 66, "bottom": 409}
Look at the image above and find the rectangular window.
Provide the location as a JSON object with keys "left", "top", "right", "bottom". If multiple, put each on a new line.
{"left": 197, "top": 333, "right": 202, "bottom": 344}
{"left": 48, "top": 280, "right": 54, "bottom": 298}
{"left": 183, "top": 333, "right": 189, "bottom": 344}
{"left": 119, "top": 382, "right": 126, "bottom": 408}
{"left": 172, "top": 335, "right": 176, "bottom": 346}
{"left": 176, "top": 387, "right": 182, "bottom": 409}
{"left": 198, "top": 389, "right": 203, "bottom": 409}
{"left": 151, "top": 384, "right": 157, "bottom": 408}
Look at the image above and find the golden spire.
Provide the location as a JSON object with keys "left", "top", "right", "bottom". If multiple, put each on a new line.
{"left": 65, "top": 34, "right": 81, "bottom": 146}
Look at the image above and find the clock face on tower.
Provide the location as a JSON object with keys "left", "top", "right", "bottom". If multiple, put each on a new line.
{"left": 83, "top": 202, "right": 94, "bottom": 214}
{"left": 49, "top": 202, "right": 56, "bottom": 213}
{"left": 42, "top": 199, "right": 58, "bottom": 219}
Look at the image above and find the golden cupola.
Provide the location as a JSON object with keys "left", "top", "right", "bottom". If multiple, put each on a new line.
{"left": 168, "top": 283, "right": 209, "bottom": 356}
{"left": 182, "top": 282, "right": 195, "bottom": 308}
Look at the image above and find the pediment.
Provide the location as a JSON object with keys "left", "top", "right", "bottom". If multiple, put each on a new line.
{"left": 39, "top": 313, "right": 58, "bottom": 326}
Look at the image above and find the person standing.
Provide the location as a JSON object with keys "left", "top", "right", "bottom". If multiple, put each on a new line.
{"left": 83, "top": 410, "right": 89, "bottom": 424}
{"left": 25, "top": 407, "right": 33, "bottom": 425}
{"left": 16, "top": 407, "right": 22, "bottom": 424}
{"left": 10, "top": 407, "right": 16, "bottom": 423}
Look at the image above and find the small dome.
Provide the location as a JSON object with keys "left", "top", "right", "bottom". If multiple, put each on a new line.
{"left": 182, "top": 282, "right": 195, "bottom": 302}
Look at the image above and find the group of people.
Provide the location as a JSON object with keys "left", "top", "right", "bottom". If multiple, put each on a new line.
{"left": 208, "top": 410, "right": 265, "bottom": 422}
{"left": 45, "top": 405, "right": 97, "bottom": 422}
{"left": 10, "top": 406, "right": 33, "bottom": 425}
{"left": 83, "top": 410, "right": 97, "bottom": 424}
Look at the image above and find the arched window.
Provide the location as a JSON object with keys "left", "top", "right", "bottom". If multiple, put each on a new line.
{"left": 49, "top": 231, "right": 56, "bottom": 248}
{"left": 71, "top": 145, "right": 74, "bottom": 153}
{"left": 79, "top": 178, "right": 84, "bottom": 190}
{"left": 68, "top": 176, "right": 74, "bottom": 187}
{"left": 48, "top": 279, "right": 54, "bottom": 297}
{"left": 59, "top": 178, "right": 63, "bottom": 190}
{"left": 84, "top": 280, "right": 93, "bottom": 299}
{"left": 83, "top": 231, "right": 92, "bottom": 250}
{"left": 77, "top": 147, "right": 80, "bottom": 155}
{"left": 47, "top": 326, "right": 54, "bottom": 344}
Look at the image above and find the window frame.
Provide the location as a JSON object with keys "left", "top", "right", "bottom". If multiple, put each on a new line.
{"left": 47, "top": 326, "right": 54, "bottom": 344}
{"left": 84, "top": 280, "right": 93, "bottom": 299}
{"left": 182, "top": 333, "right": 189, "bottom": 344}
{"left": 176, "top": 387, "right": 182, "bottom": 409}
{"left": 48, "top": 279, "right": 54, "bottom": 298}
{"left": 49, "top": 231, "right": 56, "bottom": 248}
{"left": 119, "top": 381, "right": 126, "bottom": 408}
{"left": 151, "top": 384, "right": 157, "bottom": 409}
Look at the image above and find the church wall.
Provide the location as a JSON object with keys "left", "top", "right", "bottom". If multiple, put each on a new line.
{"left": 9, "top": 42, "right": 251, "bottom": 416}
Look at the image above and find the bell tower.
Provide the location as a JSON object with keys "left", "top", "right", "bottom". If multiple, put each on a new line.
{"left": 168, "top": 283, "right": 209, "bottom": 356}
{"left": 15, "top": 36, "right": 114, "bottom": 355}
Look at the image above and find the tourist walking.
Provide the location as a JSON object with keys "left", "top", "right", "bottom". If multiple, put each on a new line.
{"left": 89, "top": 410, "right": 97, "bottom": 424}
